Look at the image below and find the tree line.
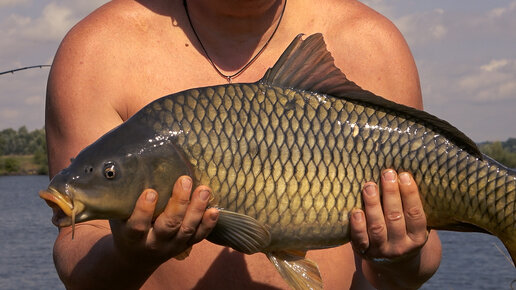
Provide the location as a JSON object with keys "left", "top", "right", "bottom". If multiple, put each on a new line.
{"left": 0, "top": 126, "right": 515, "bottom": 175}
{"left": 0, "top": 126, "right": 47, "bottom": 174}
{"left": 478, "top": 138, "right": 516, "bottom": 168}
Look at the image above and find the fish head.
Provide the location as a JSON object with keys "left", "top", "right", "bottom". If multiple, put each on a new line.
{"left": 40, "top": 151, "right": 141, "bottom": 227}
{"left": 40, "top": 121, "right": 191, "bottom": 228}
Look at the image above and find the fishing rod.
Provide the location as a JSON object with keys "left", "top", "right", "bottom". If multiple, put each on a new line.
{"left": 0, "top": 65, "right": 51, "bottom": 76}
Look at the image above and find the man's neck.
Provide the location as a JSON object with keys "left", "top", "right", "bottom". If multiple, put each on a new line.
{"left": 183, "top": 0, "right": 286, "bottom": 71}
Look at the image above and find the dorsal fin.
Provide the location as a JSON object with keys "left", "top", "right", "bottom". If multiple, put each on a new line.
{"left": 261, "top": 33, "right": 363, "bottom": 95}
{"left": 261, "top": 33, "right": 482, "bottom": 158}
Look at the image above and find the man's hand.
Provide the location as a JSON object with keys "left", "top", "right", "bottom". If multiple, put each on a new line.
{"left": 109, "top": 176, "right": 219, "bottom": 268}
{"left": 350, "top": 169, "right": 428, "bottom": 261}
{"left": 350, "top": 169, "right": 438, "bottom": 289}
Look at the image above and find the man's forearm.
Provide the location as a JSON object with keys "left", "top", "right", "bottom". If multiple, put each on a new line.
{"left": 54, "top": 227, "right": 159, "bottom": 289}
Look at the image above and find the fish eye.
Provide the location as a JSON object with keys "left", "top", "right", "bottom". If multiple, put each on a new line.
{"left": 104, "top": 163, "right": 117, "bottom": 180}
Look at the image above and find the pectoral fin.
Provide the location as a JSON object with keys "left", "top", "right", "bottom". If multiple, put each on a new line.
{"left": 206, "top": 209, "right": 271, "bottom": 254}
{"left": 266, "top": 250, "right": 323, "bottom": 290}
{"left": 174, "top": 246, "right": 192, "bottom": 260}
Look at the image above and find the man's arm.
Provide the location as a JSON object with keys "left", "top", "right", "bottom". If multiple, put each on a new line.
{"left": 46, "top": 11, "right": 218, "bottom": 289}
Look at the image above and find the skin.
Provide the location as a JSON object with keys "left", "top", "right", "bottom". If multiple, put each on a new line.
{"left": 46, "top": 0, "right": 441, "bottom": 289}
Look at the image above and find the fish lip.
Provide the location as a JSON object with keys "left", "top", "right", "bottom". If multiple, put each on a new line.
{"left": 39, "top": 187, "right": 73, "bottom": 215}
{"left": 39, "top": 187, "right": 80, "bottom": 227}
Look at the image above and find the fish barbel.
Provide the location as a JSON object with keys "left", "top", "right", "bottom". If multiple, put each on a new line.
{"left": 40, "top": 33, "right": 516, "bottom": 289}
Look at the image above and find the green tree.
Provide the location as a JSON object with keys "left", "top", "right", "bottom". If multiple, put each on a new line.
{"left": 16, "top": 126, "right": 30, "bottom": 155}
{"left": 33, "top": 144, "right": 48, "bottom": 175}
{"left": 0, "top": 127, "right": 48, "bottom": 175}
{"left": 0, "top": 134, "right": 4, "bottom": 155}
{"left": 504, "top": 138, "right": 516, "bottom": 153}
{"left": 479, "top": 141, "right": 516, "bottom": 168}
{"left": 27, "top": 128, "right": 46, "bottom": 154}
{"left": 0, "top": 127, "right": 47, "bottom": 156}
{"left": 0, "top": 128, "right": 17, "bottom": 154}
{"left": 2, "top": 157, "right": 20, "bottom": 173}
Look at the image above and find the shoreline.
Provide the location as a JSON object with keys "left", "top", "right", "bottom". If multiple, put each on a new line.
{"left": 0, "top": 154, "right": 48, "bottom": 176}
{"left": 0, "top": 172, "right": 48, "bottom": 177}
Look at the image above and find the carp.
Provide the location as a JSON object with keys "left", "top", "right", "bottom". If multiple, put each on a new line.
{"left": 40, "top": 33, "right": 516, "bottom": 289}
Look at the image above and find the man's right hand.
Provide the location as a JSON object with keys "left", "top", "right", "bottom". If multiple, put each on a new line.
{"left": 109, "top": 176, "right": 219, "bottom": 268}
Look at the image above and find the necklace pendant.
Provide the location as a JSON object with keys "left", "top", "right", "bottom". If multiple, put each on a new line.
{"left": 226, "top": 76, "right": 232, "bottom": 84}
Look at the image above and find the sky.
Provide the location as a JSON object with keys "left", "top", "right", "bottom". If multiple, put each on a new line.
{"left": 0, "top": 0, "right": 515, "bottom": 142}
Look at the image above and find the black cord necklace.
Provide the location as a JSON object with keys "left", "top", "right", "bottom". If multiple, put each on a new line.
{"left": 183, "top": 0, "right": 287, "bottom": 83}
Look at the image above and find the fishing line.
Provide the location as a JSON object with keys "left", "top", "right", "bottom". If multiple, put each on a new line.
{"left": 0, "top": 65, "right": 51, "bottom": 76}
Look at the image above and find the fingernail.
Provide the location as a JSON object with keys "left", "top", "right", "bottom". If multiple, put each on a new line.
{"left": 146, "top": 190, "right": 157, "bottom": 202}
{"left": 181, "top": 177, "right": 192, "bottom": 192}
{"left": 200, "top": 190, "right": 210, "bottom": 201}
{"left": 399, "top": 172, "right": 411, "bottom": 185}
{"left": 383, "top": 169, "right": 396, "bottom": 182}
{"left": 352, "top": 210, "right": 363, "bottom": 222}
{"left": 363, "top": 184, "right": 377, "bottom": 197}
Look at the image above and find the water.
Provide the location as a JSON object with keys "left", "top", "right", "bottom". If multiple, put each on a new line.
{"left": 0, "top": 176, "right": 514, "bottom": 289}
{"left": 423, "top": 231, "right": 515, "bottom": 289}
{"left": 0, "top": 175, "right": 64, "bottom": 290}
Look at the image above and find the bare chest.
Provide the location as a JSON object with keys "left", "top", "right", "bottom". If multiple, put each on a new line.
{"left": 142, "top": 242, "right": 361, "bottom": 289}
{"left": 116, "top": 38, "right": 284, "bottom": 122}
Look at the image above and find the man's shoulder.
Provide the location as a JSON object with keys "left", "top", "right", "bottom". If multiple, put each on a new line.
{"left": 321, "top": 0, "right": 404, "bottom": 48}
{"left": 48, "top": 2, "right": 162, "bottom": 113}
{"left": 53, "top": 0, "right": 180, "bottom": 79}
{"left": 60, "top": 1, "right": 153, "bottom": 51}
{"left": 308, "top": 0, "right": 410, "bottom": 65}
{"left": 313, "top": 0, "right": 422, "bottom": 107}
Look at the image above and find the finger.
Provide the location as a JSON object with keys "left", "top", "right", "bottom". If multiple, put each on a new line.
{"left": 349, "top": 209, "right": 369, "bottom": 255}
{"left": 381, "top": 169, "right": 407, "bottom": 242}
{"left": 153, "top": 176, "right": 193, "bottom": 239}
{"left": 189, "top": 207, "right": 219, "bottom": 244}
{"left": 398, "top": 172, "right": 428, "bottom": 243}
{"left": 173, "top": 186, "right": 212, "bottom": 244}
{"left": 123, "top": 189, "right": 158, "bottom": 242}
{"left": 362, "top": 182, "right": 387, "bottom": 248}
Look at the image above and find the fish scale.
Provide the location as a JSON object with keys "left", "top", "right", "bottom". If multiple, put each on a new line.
{"left": 40, "top": 33, "right": 516, "bottom": 289}
{"left": 149, "top": 77, "right": 515, "bottom": 252}
{"left": 140, "top": 81, "right": 486, "bottom": 251}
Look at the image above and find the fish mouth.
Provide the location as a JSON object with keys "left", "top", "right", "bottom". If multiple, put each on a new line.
{"left": 39, "top": 188, "right": 83, "bottom": 227}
